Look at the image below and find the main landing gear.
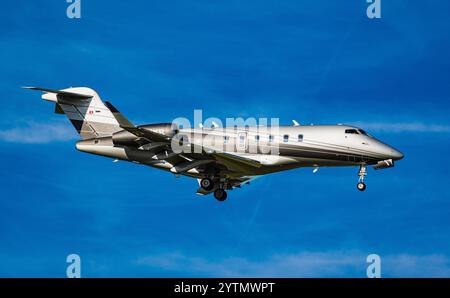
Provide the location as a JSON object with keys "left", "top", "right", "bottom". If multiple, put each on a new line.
{"left": 200, "top": 178, "right": 214, "bottom": 191}
{"left": 200, "top": 177, "right": 228, "bottom": 201}
{"left": 213, "top": 188, "right": 228, "bottom": 201}
{"left": 357, "top": 164, "right": 367, "bottom": 191}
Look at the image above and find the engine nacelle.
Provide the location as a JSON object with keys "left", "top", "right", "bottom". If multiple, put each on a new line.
{"left": 112, "top": 123, "right": 178, "bottom": 146}
{"left": 140, "top": 123, "right": 178, "bottom": 137}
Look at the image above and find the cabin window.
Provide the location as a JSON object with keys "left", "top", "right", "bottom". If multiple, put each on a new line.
{"left": 224, "top": 136, "right": 229, "bottom": 144}
{"left": 283, "top": 135, "right": 289, "bottom": 142}
{"left": 269, "top": 135, "right": 274, "bottom": 143}
{"left": 298, "top": 134, "right": 303, "bottom": 142}
{"left": 255, "top": 135, "right": 260, "bottom": 141}
{"left": 345, "top": 129, "right": 359, "bottom": 134}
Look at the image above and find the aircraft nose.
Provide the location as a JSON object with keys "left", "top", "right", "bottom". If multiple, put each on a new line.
{"left": 390, "top": 148, "right": 404, "bottom": 161}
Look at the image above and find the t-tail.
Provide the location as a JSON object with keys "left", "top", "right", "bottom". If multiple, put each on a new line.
{"left": 23, "top": 87, "right": 122, "bottom": 139}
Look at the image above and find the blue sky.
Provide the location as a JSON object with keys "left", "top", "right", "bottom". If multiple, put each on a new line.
{"left": 1, "top": 0, "right": 450, "bottom": 277}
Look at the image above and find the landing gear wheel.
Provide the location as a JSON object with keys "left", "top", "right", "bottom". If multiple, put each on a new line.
{"left": 200, "top": 178, "right": 214, "bottom": 191}
{"left": 214, "top": 189, "right": 228, "bottom": 201}
{"left": 357, "top": 182, "right": 366, "bottom": 191}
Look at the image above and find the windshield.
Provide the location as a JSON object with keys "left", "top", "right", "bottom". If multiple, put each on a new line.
{"left": 357, "top": 129, "right": 370, "bottom": 136}
{"left": 345, "top": 128, "right": 371, "bottom": 136}
{"left": 345, "top": 129, "right": 358, "bottom": 134}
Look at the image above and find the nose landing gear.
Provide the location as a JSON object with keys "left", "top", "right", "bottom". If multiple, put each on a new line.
{"left": 357, "top": 164, "right": 367, "bottom": 191}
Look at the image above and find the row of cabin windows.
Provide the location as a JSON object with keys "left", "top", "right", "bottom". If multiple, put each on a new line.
{"left": 182, "top": 134, "right": 304, "bottom": 144}
{"left": 227, "top": 134, "right": 304, "bottom": 143}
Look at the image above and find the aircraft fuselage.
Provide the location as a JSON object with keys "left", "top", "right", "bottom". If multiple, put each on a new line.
{"left": 76, "top": 124, "right": 403, "bottom": 177}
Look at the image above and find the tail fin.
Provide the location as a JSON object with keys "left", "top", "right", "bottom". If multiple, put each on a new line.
{"left": 24, "top": 87, "right": 122, "bottom": 139}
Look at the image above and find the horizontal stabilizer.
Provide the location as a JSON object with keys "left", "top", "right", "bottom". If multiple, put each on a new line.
{"left": 22, "top": 87, "right": 93, "bottom": 100}
{"left": 24, "top": 86, "right": 122, "bottom": 139}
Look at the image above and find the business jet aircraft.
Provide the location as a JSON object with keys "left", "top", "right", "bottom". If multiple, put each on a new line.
{"left": 25, "top": 87, "right": 404, "bottom": 202}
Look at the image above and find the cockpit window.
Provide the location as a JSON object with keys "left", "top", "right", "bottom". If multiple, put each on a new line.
{"left": 357, "top": 129, "right": 369, "bottom": 136}
{"left": 345, "top": 129, "right": 359, "bottom": 134}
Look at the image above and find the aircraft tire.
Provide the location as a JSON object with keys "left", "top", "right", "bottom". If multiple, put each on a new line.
{"left": 200, "top": 178, "right": 214, "bottom": 191}
{"left": 357, "top": 182, "right": 366, "bottom": 191}
{"left": 214, "top": 189, "right": 227, "bottom": 201}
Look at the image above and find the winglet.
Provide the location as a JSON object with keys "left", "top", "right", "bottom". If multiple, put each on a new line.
{"left": 104, "top": 101, "right": 135, "bottom": 129}
{"left": 104, "top": 101, "right": 170, "bottom": 142}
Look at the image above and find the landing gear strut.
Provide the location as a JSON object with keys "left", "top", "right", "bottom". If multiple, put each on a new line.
{"left": 357, "top": 164, "right": 367, "bottom": 191}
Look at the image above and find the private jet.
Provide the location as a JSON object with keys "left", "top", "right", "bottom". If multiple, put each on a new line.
{"left": 24, "top": 87, "right": 404, "bottom": 202}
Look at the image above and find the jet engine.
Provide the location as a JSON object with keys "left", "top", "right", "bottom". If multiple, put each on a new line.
{"left": 112, "top": 123, "right": 178, "bottom": 146}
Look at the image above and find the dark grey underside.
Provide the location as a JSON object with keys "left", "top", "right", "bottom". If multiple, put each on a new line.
{"left": 278, "top": 144, "right": 381, "bottom": 164}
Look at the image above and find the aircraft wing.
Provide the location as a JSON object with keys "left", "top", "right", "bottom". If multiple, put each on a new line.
{"left": 186, "top": 142, "right": 262, "bottom": 169}
{"left": 211, "top": 152, "right": 262, "bottom": 169}
{"left": 104, "top": 101, "right": 170, "bottom": 143}
{"left": 100, "top": 103, "right": 263, "bottom": 180}
{"left": 87, "top": 105, "right": 262, "bottom": 192}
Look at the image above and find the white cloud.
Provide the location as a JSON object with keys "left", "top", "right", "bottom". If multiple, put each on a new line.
{"left": 135, "top": 251, "right": 450, "bottom": 277}
{"left": 352, "top": 122, "right": 450, "bottom": 133}
{"left": 0, "top": 121, "right": 77, "bottom": 144}
{"left": 135, "top": 251, "right": 364, "bottom": 277}
{"left": 383, "top": 254, "right": 450, "bottom": 277}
